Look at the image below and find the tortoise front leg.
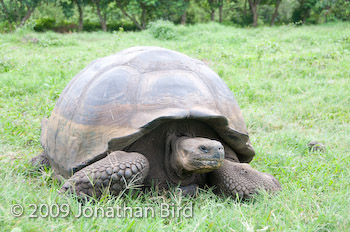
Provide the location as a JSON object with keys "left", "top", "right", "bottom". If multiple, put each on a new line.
{"left": 60, "top": 151, "right": 149, "bottom": 198}
{"left": 208, "top": 159, "right": 281, "bottom": 199}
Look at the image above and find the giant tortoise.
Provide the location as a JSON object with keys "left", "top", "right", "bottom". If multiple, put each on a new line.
{"left": 32, "top": 46, "right": 281, "bottom": 199}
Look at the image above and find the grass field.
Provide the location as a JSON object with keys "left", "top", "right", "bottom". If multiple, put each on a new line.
{"left": 1, "top": 22, "right": 350, "bottom": 231}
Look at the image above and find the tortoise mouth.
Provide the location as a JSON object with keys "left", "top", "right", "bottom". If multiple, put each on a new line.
{"left": 188, "top": 151, "right": 224, "bottom": 173}
{"left": 194, "top": 157, "right": 223, "bottom": 161}
{"left": 190, "top": 162, "right": 223, "bottom": 173}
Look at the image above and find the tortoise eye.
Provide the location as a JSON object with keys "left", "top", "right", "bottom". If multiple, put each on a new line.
{"left": 199, "top": 146, "right": 209, "bottom": 153}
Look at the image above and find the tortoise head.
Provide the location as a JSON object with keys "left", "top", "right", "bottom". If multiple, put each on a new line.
{"left": 168, "top": 136, "right": 225, "bottom": 177}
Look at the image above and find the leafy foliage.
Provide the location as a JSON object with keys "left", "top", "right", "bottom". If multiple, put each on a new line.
{"left": 147, "top": 20, "right": 177, "bottom": 40}
{"left": 33, "top": 17, "right": 56, "bottom": 32}
{"left": 1, "top": 0, "right": 349, "bottom": 32}
{"left": 0, "top": 0, "right": 46, "bottom": 29}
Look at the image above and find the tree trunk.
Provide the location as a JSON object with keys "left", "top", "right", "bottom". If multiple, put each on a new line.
{"left": 140, "top": 3, "right": 147, "bottom": 30}
{"left": 270, "top": 0, "right": 281, "bottom": 26}
{"left": 219, "top": 4, "right": 223, "bottom": 23}
{"left": 76, "top": 0, "right": 84, "bottom": 31}
{"left": 181, "top": 0, "right": 189, "bottom": 25}
{"left": 251, "top": 4, "right": 258, "bottom": 27}
{"left": 116, "top": 0, "right": 143, "bottom": 30}
{"left": 181, "top": 11, "right": 187, "bottom": 25}
{"left": 325, "top": 6, "right": 330, "bottom": 23}
{"left": 248, "top": 0, "right": 259, "bottom": 27}
{"left": 93, "top": 0, "right": 107, "bottom": 32}
{"left": 210, "top": 9, "right": 215, "bottom": 21}
{"left": 18, "top": 5, "right": 34, "bottom": 27}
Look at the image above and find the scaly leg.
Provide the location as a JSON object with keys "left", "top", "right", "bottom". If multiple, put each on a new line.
{"left": 60, "top": 151, "right": 149, "bottom": 198}
{"left": 208, "top": 159, "right": 281, "bottom": 199}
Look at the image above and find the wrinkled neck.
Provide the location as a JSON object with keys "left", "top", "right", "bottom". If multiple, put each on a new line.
{"left": 164, "top": 135, "right": 195, "bottom": 184}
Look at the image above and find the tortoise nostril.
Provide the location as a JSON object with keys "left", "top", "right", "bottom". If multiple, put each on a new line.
{"left": 216, "top": 146, "right": 224, "bottom": 153}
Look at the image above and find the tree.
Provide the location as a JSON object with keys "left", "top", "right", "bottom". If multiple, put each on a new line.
{"left": 59, "top": 0, "right": 88, "bottom": 31}
{"left": 314, "top": 0, "right": 338, "bottom": 23}
{"left": 0, "top": 0, "right": 12, "bottom": 30}
{"left": 0, "top": 0, "right": 43, "bottom": 28}
{"left": 91, "top": 0, "right": 110, "bottom": 31}
{"left": 116, "top": 0, "right": 156, "bottom": 30}
{"left": 156, "top": 0, "right": 188, "bottom": 24}
{"left": 270, "top": 0, "right": 282, "bottom": 25}
{"left": 208, "top": 0, "right": 216, "bottom": 21}
{"left": 196, "top": 0, "right": 224, "bottom": 22}
{"left": 115, "top": 0, "right": 186, "bottom": 30}
{"left": 217, "top": 0, "right": 223, "bottom": 23}
{"left": 180, "top": 0, "right": 190, "bottom": 24}
{"left": 332, "top": 0, "right": 350, "bottom": 21}
{"left": 247, "top": 0, "right": 262, "bottom": 27}
{"left": 292, "top": 0, "right": 317, "bottom": 23}
{"left": 75, "top": 0, "right": 87, "bottom": 31}
{"left": 19, "top": 0, "right": 41, "bottom": 27}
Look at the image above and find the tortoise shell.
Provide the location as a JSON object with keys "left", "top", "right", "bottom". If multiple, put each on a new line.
{"left": 41, "top": 46, "right": 255, "bottom": 178}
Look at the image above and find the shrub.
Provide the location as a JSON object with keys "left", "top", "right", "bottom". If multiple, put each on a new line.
{"left": 83, "top": 21, "right": 101, "bottom": 32}
{"left": 107, "top": 21, "right": 138, "bottom": 32}
{"left": 34, "top": 17, "right": 56, "bottom": 32}
{"left": 0, "top": 21, "right": 15, "bottom": 33}
{"left": 54, "top": 20, "right": 77, "bottom": 33}
{"left": 147, "top": 20, "right": 177, "bottom": 40}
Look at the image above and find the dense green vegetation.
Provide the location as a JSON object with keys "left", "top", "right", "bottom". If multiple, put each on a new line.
{"left": 1, "top": 22, "right": 350, "bottom": 231}
{"left": 1, "top": 0, "right": 350, "bottom": 33}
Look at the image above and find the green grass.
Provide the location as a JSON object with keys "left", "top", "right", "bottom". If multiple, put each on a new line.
{"left": 1, "top": 22, "right": 350, "bottom": 231}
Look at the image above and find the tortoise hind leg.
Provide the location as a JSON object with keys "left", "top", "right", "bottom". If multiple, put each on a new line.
{"left": 30, "top": 151, "right": 50, "bottom": 170}
{"left": 208, "top": 159, "right": 281, "bottom": 199}
{"left": 30, "top": 152, "right": 66, "bottom": 184}
{"left": 60, "top": 151, "right": 150, "bottom": 198}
